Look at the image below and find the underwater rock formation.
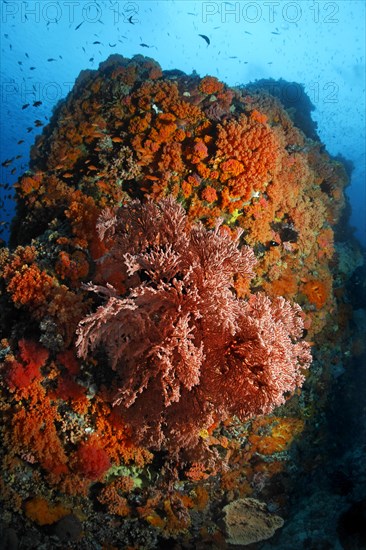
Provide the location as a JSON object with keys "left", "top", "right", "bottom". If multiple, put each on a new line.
{"left": 223, "top": 498, "right": 284, "bottom": 545}
{"left": 0, "top": 55, "right": 362, "bottom": 549}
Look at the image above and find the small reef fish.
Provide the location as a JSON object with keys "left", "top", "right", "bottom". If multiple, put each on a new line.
{"left": 1, "top": 159, "right": 14, "bottom": 167}
{"left": 198, "top": 34, "right": 210, "bottom": 46}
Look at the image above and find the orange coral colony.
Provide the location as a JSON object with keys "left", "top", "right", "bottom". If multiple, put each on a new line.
{"left": 0, "top": 55, "right": 359, "bottom": 549}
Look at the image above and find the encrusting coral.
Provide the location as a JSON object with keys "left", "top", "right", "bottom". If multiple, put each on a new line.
{"left": 0, "top": 55, "right": 360, "bottom": 548}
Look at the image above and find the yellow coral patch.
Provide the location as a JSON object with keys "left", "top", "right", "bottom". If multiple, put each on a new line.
{"left": 24, "top": 497, "right": 70, "bottom": 526}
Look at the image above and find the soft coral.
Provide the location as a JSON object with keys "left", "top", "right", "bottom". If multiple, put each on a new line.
{"left": 76, "top": 197, "right": 311, "bottom": 455}
{"left": 7, "top": 339, "right": 49, "bottom": 391}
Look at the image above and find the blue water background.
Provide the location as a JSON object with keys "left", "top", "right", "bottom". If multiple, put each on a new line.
{"left": 1, "top": 0, "right": 365, "bottom": 245}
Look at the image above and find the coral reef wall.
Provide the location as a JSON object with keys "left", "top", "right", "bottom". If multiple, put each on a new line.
{"left": 0, "top": 55, "right": 363, "bottom": 549}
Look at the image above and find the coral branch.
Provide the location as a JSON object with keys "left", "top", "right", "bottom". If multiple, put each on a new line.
{"left": 77, "top": 197, "right": 310, "bottom": 454}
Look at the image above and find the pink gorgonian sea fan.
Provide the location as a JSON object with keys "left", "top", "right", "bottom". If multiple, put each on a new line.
{"left": 76, "top": 197, "right": 311, "bottom": 454}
